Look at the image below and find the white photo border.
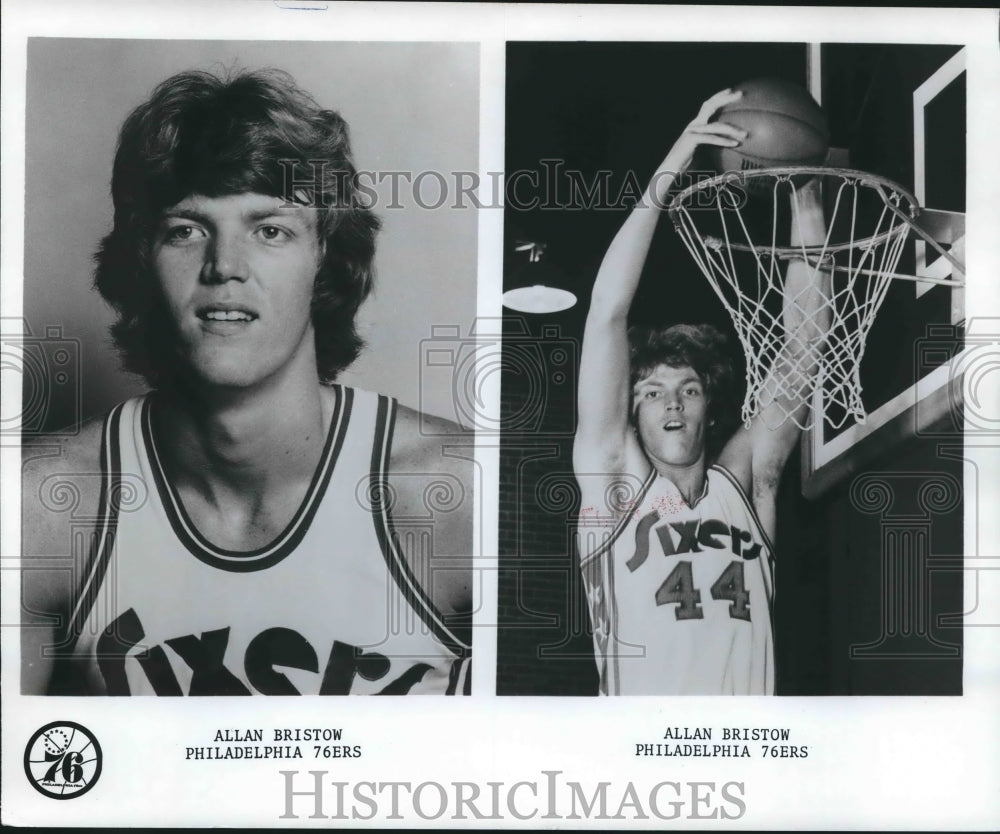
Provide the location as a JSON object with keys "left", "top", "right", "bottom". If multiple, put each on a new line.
{"left": 2, "top": 2, "right": 998, "bottom": 830}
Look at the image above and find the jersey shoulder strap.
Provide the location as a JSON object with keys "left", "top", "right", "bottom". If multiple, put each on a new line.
{"left": 367, "top": 391, "right": 471, "bottom": 657}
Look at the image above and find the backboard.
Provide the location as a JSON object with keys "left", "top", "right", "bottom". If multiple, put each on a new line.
{"left": 800, "top": 43, "right": 968, "bottom": 498}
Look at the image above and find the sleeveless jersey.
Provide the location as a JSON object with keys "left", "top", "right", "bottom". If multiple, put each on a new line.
{"left": 579, "top": 466, "right": 774, "bottom": 695}
{"left": 65, "top": 387, "right": 471, "bottom": 695}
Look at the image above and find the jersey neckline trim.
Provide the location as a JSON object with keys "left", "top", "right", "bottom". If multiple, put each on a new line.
{"left": 142, "top": 387, "right": 352, "bottom": 572}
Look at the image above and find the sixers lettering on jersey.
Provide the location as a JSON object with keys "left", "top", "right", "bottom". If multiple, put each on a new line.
{"left": 94, "top": 611, "right": 453, "bottom": 695}
{"left": 579, "top": 466, "right": 775, "bottom": 695}
{"left": 626, "top": 513, "right": 764, "bottom": 568}
{"left": 64, "top": 388, "right": 471, "bottom": 696}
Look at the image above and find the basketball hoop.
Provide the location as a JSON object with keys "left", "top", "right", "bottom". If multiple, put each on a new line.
{"left": 667, "top": 166, "right": 966, "bottom": 430}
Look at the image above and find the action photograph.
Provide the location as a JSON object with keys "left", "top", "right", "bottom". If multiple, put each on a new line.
{"left": 499, "top": 40, "right": 969, "bottom": 696}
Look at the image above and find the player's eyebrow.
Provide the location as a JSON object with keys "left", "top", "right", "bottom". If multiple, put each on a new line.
{"left": 632, "top": 379, "right": 662, "bottom": 395}
{"left": 242, "top": 206, "right": 311, "bottom": 225}
{"left": 158, "top": 205, "right": 312, "bottom": 227}
{"left": 159, "top": 208, "right": 211, "bottom": 223}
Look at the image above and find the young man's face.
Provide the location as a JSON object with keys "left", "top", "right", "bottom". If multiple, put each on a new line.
{"left": 151, "top": 192, "right": 324, "bottom": 391}
{"left": 632, "top": 364, "right": 710, "bottom": 470}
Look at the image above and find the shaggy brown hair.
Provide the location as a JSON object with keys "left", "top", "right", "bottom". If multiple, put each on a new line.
{"left": 94, "top": 68, "right": 380, "bottom": 385}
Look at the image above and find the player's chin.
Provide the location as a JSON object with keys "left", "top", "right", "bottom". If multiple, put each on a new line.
{"left": 182, "top": 354, "right": 269, "bottom": 390}
{"left": 656, "top": 438, "right": 697, "bottom": 462}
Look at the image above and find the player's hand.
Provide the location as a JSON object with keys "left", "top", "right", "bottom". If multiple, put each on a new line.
{"left": 652, "top": 89, "right": 747, "bottom": 204}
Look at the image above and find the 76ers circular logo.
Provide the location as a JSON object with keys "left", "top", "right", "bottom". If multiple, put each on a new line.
{"left": 24, "top": 722, "right": 102, "bottom": 799}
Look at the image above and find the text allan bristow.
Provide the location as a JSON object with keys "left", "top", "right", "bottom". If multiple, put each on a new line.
{"left": 635, "top": 727, "right": 808, "bottom": 758}
{"left": 186, "top": 728, "right": 361, "bottom": 760}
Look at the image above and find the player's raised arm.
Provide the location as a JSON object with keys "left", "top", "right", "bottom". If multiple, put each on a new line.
{"left": 573, "top": 89, "right": 747, "bottom": 474}
{"left": 719, "top": 176, "right": 832, "bottom": 525}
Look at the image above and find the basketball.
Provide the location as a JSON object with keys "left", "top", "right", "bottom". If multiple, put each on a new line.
{"left": 709, "top": 78, "right": 829, "bottom": 173}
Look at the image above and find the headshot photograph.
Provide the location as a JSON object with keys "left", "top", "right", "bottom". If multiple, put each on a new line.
{"left": 18, "top": 38, "right": 479, "bottom": 696}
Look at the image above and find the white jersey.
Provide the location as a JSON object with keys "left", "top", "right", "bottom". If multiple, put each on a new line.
{"left": 579, "top": 465, "right": 774, "bottom": 695}
{"left": 65, "top": 388, "right": 471, "bottom": 695}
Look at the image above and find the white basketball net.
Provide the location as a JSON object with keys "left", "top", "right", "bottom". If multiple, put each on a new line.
{"left": 669, "top": 168, "right": 918, "bottom": 430}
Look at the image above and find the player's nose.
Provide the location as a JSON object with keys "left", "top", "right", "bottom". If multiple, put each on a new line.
{"left": 663, "top": 392, "right": 683, "bottom": 411}
{"left": 202, "top": 232, "right": 249, "bottom": 284}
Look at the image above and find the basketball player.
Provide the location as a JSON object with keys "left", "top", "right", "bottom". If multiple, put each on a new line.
{"left": 21, "top": 69, "right": 472, "bottom": 695}
{"left": 574, "top": 89, "right": 831, "bottom": 695}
